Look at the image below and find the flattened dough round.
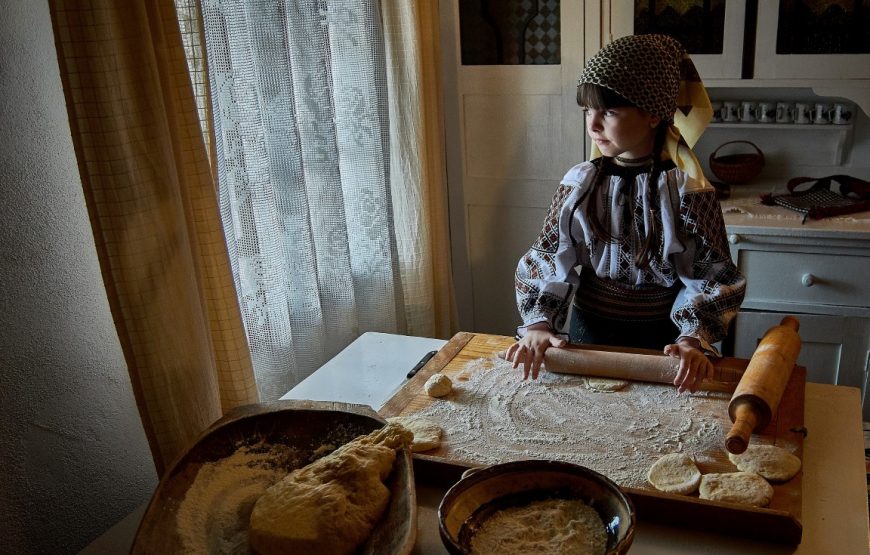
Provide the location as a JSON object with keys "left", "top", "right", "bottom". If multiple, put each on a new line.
{"left": 727, "top": 444, "right": 801, "bottom": 482}
{"left": 583, "top": 377, "right": 629, "bottom": 392}
{"left": 699, "top": 472, "right": 773, "bottom": 507}
{"left": 386, "top": 416, "right": 443, "bottom": 452}
{"left": 647, "top": 453, "right": 701, "bottom": 494}
{"left": 424, "top": 373, "right": 452, "bottom": 397}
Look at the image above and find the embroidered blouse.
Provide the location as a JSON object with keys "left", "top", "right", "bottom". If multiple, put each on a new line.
{"left": 515, "top": 158, "right": 746, "bottom": 353}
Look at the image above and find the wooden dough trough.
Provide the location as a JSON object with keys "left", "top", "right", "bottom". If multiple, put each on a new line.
{"left": 131, "top": 400, "right": 416, "bottom": 555}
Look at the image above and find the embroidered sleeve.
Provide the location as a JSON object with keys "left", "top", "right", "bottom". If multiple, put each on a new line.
{"left": 515, "top": 183, "right": 579, "bottom": 335}
{"left": 671, "top": 189, "right": 746, "bottom": 351}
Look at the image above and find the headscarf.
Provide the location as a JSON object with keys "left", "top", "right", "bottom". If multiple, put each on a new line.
{"left": 579, "top": 34, "right": 712, "bottom": 183}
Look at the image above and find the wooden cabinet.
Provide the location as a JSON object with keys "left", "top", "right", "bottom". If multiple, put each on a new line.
{"left": 754, "top": 1, "right": 870, "bottom": 81}
{"left": 733, "top": 311, "right": 869, "bottom": 393}
{"left": 721, "top": 187, "right": 870, "bottom": 419}
{"left": 608, "top": 0, "right": 747, "bottom": 80}
{"left": 605, "top": 1, "right": 870, "bottom": 114}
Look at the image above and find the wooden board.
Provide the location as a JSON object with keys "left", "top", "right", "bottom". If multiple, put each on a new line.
{"left": 132, "top": 400, "right": 416, "bottom": 555}
{"left": 380, "top": 333, "right": 806, "bottom": 545}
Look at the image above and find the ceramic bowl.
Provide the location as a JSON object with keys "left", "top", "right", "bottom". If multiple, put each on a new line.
{"left": 438, "top": 459, "right": 635, "bottom": 554}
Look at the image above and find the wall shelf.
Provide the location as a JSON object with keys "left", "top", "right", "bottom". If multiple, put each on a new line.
{"left": 708, "top": 123, "right": 852, "bottom": 131}
{"left": 705, "top": 80, "right": 870, "bottom": 116}
{"left": 706, "top": 122, "right": 854, "bottom": 165}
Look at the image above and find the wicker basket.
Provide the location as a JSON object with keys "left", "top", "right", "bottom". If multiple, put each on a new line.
{"left": 709, "top": 140, "right": 765, "bottom": 184}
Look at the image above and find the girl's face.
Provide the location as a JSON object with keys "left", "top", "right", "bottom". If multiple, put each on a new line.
{"left": 582, "top": 106, "right": 661, "bottom": 159}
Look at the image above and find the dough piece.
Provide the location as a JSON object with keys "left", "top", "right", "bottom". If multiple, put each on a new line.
{"left": 583, "top": 377, "right": 629, "bottom": 392}
{"left": 727, "top": 444, "right": 802, "bottom": 482}
{"left": 387, "top": 416, "right": 443, "bottom": 452}
{"left": 699, "top": 472, "right": 774, "bottom": 507}
{"left": 647, "top": 453, "right": 702, "bottom": 495}
{"left": 248, "top": 423, "right": 412, "bottom": 555}
{"left": 424, "top": 373, "right": 452, "bottom": 397}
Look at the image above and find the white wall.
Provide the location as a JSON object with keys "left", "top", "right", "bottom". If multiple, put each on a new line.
{"left": 0, "top": 1, "right": 157, "bottom": 553}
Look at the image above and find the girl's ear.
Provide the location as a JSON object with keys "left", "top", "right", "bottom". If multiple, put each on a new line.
{"left": 649, "top": 114, "right": 662, "bottom": 128}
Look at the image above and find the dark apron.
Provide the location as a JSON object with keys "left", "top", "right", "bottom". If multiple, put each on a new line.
{"left": 569, "top": 272, "right": 680, "bottom": 350}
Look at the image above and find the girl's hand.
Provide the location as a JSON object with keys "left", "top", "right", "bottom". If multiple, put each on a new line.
{"left": 505, "top": 324, "right": 566, "bottom": 380}
{"left": 663, "top": 338, "right": 714, "bottom": 394}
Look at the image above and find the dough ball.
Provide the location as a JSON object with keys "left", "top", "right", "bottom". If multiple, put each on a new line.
{"left": 699, "top": 472, "right": 774, "bottom": 507}
{"left": 727, "top": 444, "right": 802, "bottom": 482}
{"left": 583, "top": 377, "right": 629, "bottom": 392}
{"left": 647, "top": 453, "right": 701, "bottom": 495}
{"left": 387, "top": 416, "right": 443, "bottom": 452}
{"left": 424, "top": 373, "right": 452, "bottom": 397}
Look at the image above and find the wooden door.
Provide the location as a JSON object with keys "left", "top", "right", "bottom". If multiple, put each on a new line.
{"left": 440, "top": 0, "right": 595, "bottom": 334}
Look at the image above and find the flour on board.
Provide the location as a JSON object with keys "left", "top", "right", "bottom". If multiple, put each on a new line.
{"left": 416, "top": 357, "right": 729, "bottom": 488}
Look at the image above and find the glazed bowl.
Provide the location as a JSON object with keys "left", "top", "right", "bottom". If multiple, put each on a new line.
{"left": 438, "top": 459, "right": 635, "bottom": 554}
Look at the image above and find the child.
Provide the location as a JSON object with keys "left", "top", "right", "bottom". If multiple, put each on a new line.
{"left": 506, "top": 34, "right": 746, "bottom": 393}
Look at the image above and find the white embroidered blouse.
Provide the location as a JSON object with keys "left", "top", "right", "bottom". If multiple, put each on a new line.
{"left": 515, "top": 158, "right": 746, "bottom": 353}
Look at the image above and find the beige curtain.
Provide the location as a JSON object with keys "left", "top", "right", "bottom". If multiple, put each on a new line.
{"left": 49, "top": 0, "right": 257, "bottom": 475}
{"left": 383, "top": 0, "right": 457, "bottom": 339}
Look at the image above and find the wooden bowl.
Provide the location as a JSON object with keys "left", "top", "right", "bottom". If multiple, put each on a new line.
{"left": 131, "top": 400, "right": 416, "bottom": 555}
{"left": 438, "top": 460, "right": 635, "bottom": 554}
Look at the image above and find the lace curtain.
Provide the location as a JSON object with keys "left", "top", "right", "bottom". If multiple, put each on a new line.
{"left": 190, "top": 0, "right": 456, "bottom": 399}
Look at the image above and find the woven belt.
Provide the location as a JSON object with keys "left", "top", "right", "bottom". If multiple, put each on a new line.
{"left": 574, "top": 272, "right": 679, "bottom": 321}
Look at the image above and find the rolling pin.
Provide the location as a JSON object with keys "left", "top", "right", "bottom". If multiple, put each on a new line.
{"left": 725, "top": 316, "right": 801, "bottom": 454}
{"left": 499, "top": 346, "right": 744, "bottom": 392}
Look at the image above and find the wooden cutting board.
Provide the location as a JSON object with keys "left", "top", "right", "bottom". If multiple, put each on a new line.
{"left": 380, "top": 332, "right": 806, "bottom": 544}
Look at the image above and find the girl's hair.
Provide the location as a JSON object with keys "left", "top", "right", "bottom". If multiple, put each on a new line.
{"left": 577, "top": 82, "right": 634, "bottom": 110}
{"left": 577, "top": 82, "right": 667, "bottom": 269}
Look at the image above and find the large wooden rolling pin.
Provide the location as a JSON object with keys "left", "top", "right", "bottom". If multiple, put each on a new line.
{"left": 725, "top": 316, "right": 802, "bottom": 454}
{"left": 538, "top": 346, "right": 744, "bottom": 392}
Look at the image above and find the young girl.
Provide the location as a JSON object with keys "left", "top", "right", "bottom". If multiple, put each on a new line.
{"left": 506, "top": 34, "right": 746, "bottom": 393}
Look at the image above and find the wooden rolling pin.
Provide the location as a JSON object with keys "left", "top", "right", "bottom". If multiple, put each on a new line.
{"left": 499, "top": 346, "right": 744, "bottom": 392}
{"left": 725, "top": 316, "right": 801, "bottom": 454}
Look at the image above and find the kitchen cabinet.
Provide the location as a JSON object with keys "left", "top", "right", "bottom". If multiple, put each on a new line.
{"left": 605, "top": 1, "right": 870, "bottom": 114}
{"left": 609, "top": 0, "right": 747, "bottom": 80}
{"left": 721, "top": 184, "right": 870, "bottom": 419}
{"left": 733, "top": 311, "right": 868, "bottom": 392}
{"left": 754, "top": 1, "right": 870, "bottom": 81}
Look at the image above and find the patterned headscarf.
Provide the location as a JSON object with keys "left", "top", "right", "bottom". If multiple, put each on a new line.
{"left": 580, "top": 34, "right": 713, "bottom": 182}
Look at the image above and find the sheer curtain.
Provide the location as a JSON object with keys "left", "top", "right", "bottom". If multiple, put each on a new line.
{"left": 195, "top": 0, "right": 456, "bottom": 399}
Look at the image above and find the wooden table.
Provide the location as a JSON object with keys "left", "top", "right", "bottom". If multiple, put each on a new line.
{"left": 82, "top": 332, "right": 870, "bottom": 554}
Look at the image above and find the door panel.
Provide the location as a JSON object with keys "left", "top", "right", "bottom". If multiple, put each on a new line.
{"left": 464, "top": 93, "right": 564, "bottom": 180}
{"left": 467, "top": 204, "right": 549, "bottom": 336}
{"left": 440, "top": 0, "right": 591, "bottom": 332}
